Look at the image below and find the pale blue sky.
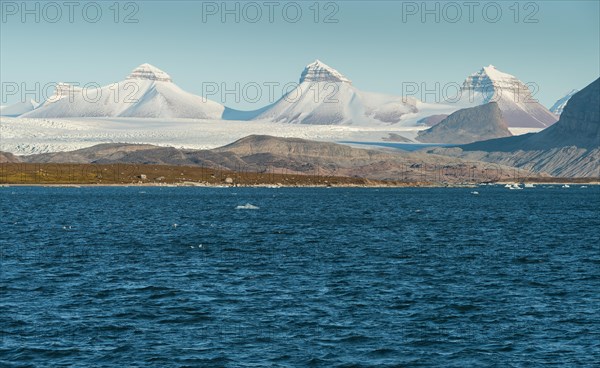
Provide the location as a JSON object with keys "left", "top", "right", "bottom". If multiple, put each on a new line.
{"left": 1, "top": 0, "right": 599, "bottom": 109}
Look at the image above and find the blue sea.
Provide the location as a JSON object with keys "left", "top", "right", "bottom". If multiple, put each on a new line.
{"left": 1, "top": 186, "right": 599, "bottom": 367}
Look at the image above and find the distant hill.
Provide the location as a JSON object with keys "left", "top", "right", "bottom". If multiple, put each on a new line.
{"left": 0, "top": 151, "right": 22, "bottom": 163}
{"left": 15, "top": 136, "right": 532, "bottom": 182}
{"left": 417, "top": 102, "right": 512, "bottom": 144}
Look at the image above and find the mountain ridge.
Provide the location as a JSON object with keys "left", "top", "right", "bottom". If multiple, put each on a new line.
{"left": 4, "top": 62, "right": 562, "bottom": 129}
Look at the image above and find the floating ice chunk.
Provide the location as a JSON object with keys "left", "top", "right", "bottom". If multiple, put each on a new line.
{"left": 236, "top": 203, "right": 259, "bottom": 210}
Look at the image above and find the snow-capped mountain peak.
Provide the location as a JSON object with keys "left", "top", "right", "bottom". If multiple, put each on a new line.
{"left": 458, "top": 65, "right": 558, "bottom": 128}
{"left": 464, "top": 64, "right": 521, "bottom": 92}
{"left": 127, "top": 63, "right": 172, "bottom": 83}
{"left": 22, "top": 63, "right": 224, "bottom": 119}
{"left": 549, "top": 89, "right": 579, "bottom": 116}
{"left": 246, "top": 59, "right": 425, "bottom": 125}
{"left": 299, "top": 60, "right": 352, "bottom": 84}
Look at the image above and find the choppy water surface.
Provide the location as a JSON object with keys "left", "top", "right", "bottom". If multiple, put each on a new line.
{"left": 1, "top": 186, "right": 599, "bottom": 367}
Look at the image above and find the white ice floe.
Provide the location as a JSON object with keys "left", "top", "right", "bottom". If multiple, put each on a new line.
{"left": 236, "top": 203, "right": 259, "bottom": 210}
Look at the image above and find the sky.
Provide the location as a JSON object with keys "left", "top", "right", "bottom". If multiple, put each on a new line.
{"left": 1, "top": 0, "right": 599, "bottom": 109}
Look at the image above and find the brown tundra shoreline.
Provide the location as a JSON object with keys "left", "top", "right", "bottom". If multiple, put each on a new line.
{"left": 0, "top": 163, "right": 598, "bottom": 187}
